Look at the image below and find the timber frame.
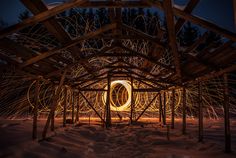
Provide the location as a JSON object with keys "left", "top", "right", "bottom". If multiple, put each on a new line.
{"left": 0, "top": 0, "right": 235, "bottom": 153}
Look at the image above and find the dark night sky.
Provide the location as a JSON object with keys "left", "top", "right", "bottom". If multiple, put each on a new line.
{"left": 0, "top": 0, "right": 235, "bottom": 32}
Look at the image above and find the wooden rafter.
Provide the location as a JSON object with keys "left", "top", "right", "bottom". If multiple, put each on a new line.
{"left": 20, "top": 23, "right": 117, "bottom": 68}
{"left": 175, "top": 0, "right": 200, "bottom": 33}
{"left": 0, "top": 0, "right": 88, "bottom": 38}
{"left": 148, "top": 0, "right": 236, "bottom": 42}
{"left": 163, "top": 0, "right": 182, "bottom": 80}
{"left": 21, "top": 0, "right": 96, "bottom": 75}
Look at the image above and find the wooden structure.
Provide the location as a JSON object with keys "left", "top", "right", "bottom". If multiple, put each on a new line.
{"left": 0, "top": 0, "right": 235, "bottom": 153}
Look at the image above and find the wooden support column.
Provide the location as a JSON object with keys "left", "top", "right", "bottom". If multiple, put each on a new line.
{"left": 51, "top": 85, "right": 57, "bottom": 131}
{"left": 182, "top": 87, "right": 186, "bottom": 134}
{"left": 63, "top": 86, "right": 67, "bottom": 127}
{"left": 76, "top": 92, "right": 80, "bottom": 123}
{"left": 171, "top": 89, "right": 175, "bottom": 129}
{"left": 130, "top": 77, "right": 134, "bottom": 124}
{"left": 159, "top": 92, "right": 162, "bottom": 123}
{"left": 42, "top": 70, "right": 67, "bottom": 139}
{"left": 32, "top": 77, "right": 40, "bottom": 140}
{"left": 198, "top": 81, "right": 203, "bottom": 142}
{"left": 105, "top": 75, "right": 111, "bottom": 128}
{"left": 223, "top": 73, "right": 231, "bottom": 153}
{"left": 72, "top": 90, "right": 75, "bottom": 124}
{"left": 163, "top": 91, "right": 166, "bottom": 125}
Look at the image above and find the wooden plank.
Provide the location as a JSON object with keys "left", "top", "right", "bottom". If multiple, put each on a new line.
{"left": 186, "top": 64, "right": 236, "bottom": 84}
{"left": 119, "top": 44, "right": 174, "bottom": 72}
{"left": 198, "top": 81, "right": 203, "bottom": 142}
{"left": 20, "top": 23, "right": 117, "bottom": 67}
{"left": 182, "top": 87, "right": 186, "bottom": 134}
{"left": 78, "top": 88, "right": 107, "bottom": 92}
{"left": 72, "top": 91, "right": 75, "bottom": 124}
{"left": 79, "top": 91, "right": 105, "bottom": 124}
{"left": 121, "top": 23, "right": 166, "bottom": 48}
{"left": 163, "top": 0, "right": 182, "bottom": 79}
{"left": 184, "top": 32, "right": 208, "bottom": 55}
{"left": 21, "top": 0, "right": 71, "bottom": 42}
{"left": 42, "top": 69, "right": 67, "bottom": 139}
{"left": 132, "top": 77, "right": 159, "bottom": 89}
{"left": 32, "top": 77, "right": 40, "bottom": 140}
{"left": 79, "top": 78, "right": 107, "bottom": 89}
{"left": 80, "top": 0, "right": 150, "bottom": 8}
{"left": 21, "top": 0, "right": 96, "bottom": 75}
{"left": 30, "top": 46, "right": 115, "bottom": 79}
{"left": 76, "top": 93, "right": 80, "bottom": 123}
{"left": 163, "top": 91, "right": 166, "bottom": 125}
{"left": 175, "top": 0, "right": 200, "bottom": 33}
{"left": 171, "top": 89, "right": 175, "bottom": 129}
{"left": 0, "top": 38, "right": 35, "bottom": 60}
{"left": 130, "top": 77, "right": 134, "bottom": 124}
{"left": 133, "top": 88, "right": 161, "bottom": 92}
{"left": 159, "top": 93, "right": 162, "bottom": 122}
{"left": 135, "top": 93, "right": 158, "bottom": 122}
{"left": 105, "top": 75, "right": 111, "bottom": 128}
{"left": 0, "top": 0, "right": 87, "bottom": 38}
{"left": 63, "top": 86, "right": 67, "bottom": 127}
{"left": 223, "top": 73, "right": 231, "bottom": 153}
{"left": 173, "top": 8, "right": 236, "bottom": 41}
{"left": 149, "top": 1, "right": 236, "bottom": 41}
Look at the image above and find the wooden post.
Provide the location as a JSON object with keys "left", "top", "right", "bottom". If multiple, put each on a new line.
{"left": 76, "top": 92, "right": 80, "bottom": 123}
{"left": 182, "top": 87, "right": 186, "bottom": 134}
{"left": 32, "top": 77, "right": 40, "bottom": 140}
{"left": 223, "top": 73, "right": 231, "bottom": 153}
{"left": 130, "top": 77, "right": 134, "bottom": 124}
{"left": 171, "top": 89, "right": 175, "bottom": 129}
{"left": 89, "top": 114, "right": 91, "bottom": 126}
{"left": 63, "top": 86, "right": 67, "bottom": 127}
{"left": 51, "top": 85, "right": 57, "bottom": 131}
{"left": 42, "top": 70, "right": 67, "bottom": 139}
{"left": 198, "top": 81, "right": 203, "bottom": 142}
{"left": 72, "top": 90, "right": 75, "bottom": 124}
{"left": 105, "top": 75, "right": 111, "bottom": 128}
{"left": 163, "top": 91, "right": 166, "bottom": 125}
{"left": 159, "top": 92, "right": 162, "bottom": 123}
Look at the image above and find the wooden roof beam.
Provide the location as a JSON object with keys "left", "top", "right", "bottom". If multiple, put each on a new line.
{"left": 175, "top": 0, "right": 200, "bottom": 34}
{"left": 20, "top": 23, "right": 117, "bottom": 68}
{"left": 21, "top": 0, "right": 96, "bottom": 76}
{"left": 119, "top": 44, "right": 175, "bottom": 72}
{"left": 148, "top": 0, "right": 236, "bottom": 42}
{"left": 45, "top": 45, "right": 117, "bottom": 79}
{"left": 79, "top": 0, "right": 150, "bottom": 8}
{"left": 163, "top": 0, "right": 182, "bottom": 80}
{"left": 185, "top": 64, "right": 236, "bottom": 84}
{"left": 0, "top": 0, "right": 88, "bottom": 38}
{"left": 121, "top": 23, "right": 166, "bottom": 48}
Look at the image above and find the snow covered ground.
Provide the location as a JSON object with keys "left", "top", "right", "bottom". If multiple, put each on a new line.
{"left": 0, "top": 118, "right": 236, "bottom": 158}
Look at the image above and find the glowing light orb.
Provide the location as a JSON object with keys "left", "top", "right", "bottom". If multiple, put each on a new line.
{"left": 103, "top": 80, "right": 131, "bottom": 111}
